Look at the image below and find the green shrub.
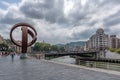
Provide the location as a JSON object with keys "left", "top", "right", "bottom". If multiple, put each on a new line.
{"left": 109, "top": 48, "right": 116, "bottom": 52}
{"left": 116, "top": 48, "right": 120, "bottom": 54}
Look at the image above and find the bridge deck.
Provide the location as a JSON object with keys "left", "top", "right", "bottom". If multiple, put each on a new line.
{"left": 45, "top": 51, "right": 97, "bottom": 57}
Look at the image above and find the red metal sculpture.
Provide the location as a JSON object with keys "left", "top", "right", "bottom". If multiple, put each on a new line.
{"left": 10, "top": 23, "right": 37, "bottom": 59}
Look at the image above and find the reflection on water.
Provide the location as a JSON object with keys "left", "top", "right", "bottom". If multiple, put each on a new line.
{"left": 50, "top": 51, "right": 120, "bottom": 71}
{"left": 50, "top": 51, "right": 120, "bottom": 64}
{"left": 51, "top": 56, "right": 76, "bottom": 64}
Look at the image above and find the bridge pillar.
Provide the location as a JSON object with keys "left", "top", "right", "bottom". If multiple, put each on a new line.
{"left": 106, "top": 62, "right": 110, "bottom": 69}
{"left": 41, "top": 53, "right": 45, "bottom": 59}
{"left": 97, "top": 50, "right": 106, "bottom": 58}
{"left": 86, "top": 61, "right": 96, "bottom": 68}
{"left": 29, "top": 51, "right": 45, "bottom": 59}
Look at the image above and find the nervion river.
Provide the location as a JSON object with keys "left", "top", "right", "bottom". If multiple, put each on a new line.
{"left": 50, "top": 51, "right": 120, "bottom": 71}
{"left": 51, "top": 56, "right": 76, "bottom": 64}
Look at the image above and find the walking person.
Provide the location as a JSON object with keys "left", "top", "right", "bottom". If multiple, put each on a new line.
{"left": 10, "top": 52, "right": 15, "bottom": 61}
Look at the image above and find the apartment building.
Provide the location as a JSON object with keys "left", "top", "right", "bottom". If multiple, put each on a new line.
{"left": 86, "top": 28, "right": 109, "bottom": 51}
{"left": 109, "top": 35, "right": 120, "bottom": 49}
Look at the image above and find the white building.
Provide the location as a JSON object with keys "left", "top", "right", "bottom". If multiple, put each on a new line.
{"left": 85, "top": 28, "right": 109, "bottom": 58}
{"left": 84, "top": 28, "right": 120, "bottom": 58}
{"left": 88, "top": 28, "right": 109, "bottom": 51}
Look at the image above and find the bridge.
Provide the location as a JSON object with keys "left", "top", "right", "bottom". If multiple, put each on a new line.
{"left": 45, "top": 51, "right": 97, "bottom": 58}
{"left": 45, "top": 51, "right": 120, "bottom": 63}
{"left": 31, "top": 51, "right": 120, "bottom": 63}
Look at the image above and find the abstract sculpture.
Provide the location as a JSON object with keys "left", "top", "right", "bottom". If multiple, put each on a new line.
{"left": 10, "top": 23, "right": 37, "bottom": 59}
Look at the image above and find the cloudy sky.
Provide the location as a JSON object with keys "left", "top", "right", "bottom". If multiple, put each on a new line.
{"left": 0, "top": 0, "right": 120, "bottom": 44}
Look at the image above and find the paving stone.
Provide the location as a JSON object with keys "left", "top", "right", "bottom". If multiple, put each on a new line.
{"left": 0, "top": 55, "right": 120, "bottom": 80}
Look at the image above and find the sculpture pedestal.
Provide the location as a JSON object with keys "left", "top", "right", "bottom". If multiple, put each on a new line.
{"left": 20, "top": 53, "right": 27, "bottom": 59}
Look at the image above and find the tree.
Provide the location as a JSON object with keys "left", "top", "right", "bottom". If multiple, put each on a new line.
{"left": 33, "top": 42, "right": 41, "bottom": 51}
{"left": 5, "top": 39, "right": 13, "bottom": 45}
{"left": 43, "top": 43, "right": 51, "bottom": 52}
{"left": 33, "top": 42, "right": 51, "bottom": 52}
{"left": 33, "top": 42, "right": 65, "bottom": 52}
{"left": 51, "top": 45, "right": 58, "bottom": 51}
{"left": 0, "top": 42, "right": 8, "bottom": 51}
{"left": 59, "top": 46, "right": 65, "bottom": 52}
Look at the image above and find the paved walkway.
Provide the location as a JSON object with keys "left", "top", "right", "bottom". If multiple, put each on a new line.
{"left": 0, "top": 55, "right": 120, "bottom": 80}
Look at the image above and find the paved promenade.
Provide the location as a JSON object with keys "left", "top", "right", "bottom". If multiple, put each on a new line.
{"left": 0, "top": 55, "right": 120, "bottom": 80}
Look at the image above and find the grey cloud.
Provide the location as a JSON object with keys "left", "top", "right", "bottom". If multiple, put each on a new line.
{"left": 66, "top": 0, "right": 106, "bottom": 27}
{"left": 20, "top": 0, "right": 67, "bottom": 24}
{"left": 19, "top": 0, "right": 120, "bottom": 43}
{"left": 1, "top": 0, "right": 120, "bottom": 44}
{"left": 104, "top": 27, "right": 110, "bottom": 33}
{"left": 1, "top": 17, "right": 23, "bottom": 25}
{"left": 87, "top": 21, "right": 98, "bottom": 26}
{"left": 0, "top": 8, "right": 33, "bottom": 25}
{"left": 0, "top": 16, "right": 33, "bottom": 26}
{"left": 104, "top": 17, "right": 120, "bottom": 27}
{"left": 69, "top": 28, "right": 95, "bottom": 40}
{"left": 0, "top": 24, "right": 9, "bottom": 30}
{"left": 80, "top": 0, "right": 120, "bottom": 27}
{"left": 0, "top": 24, "right": 11, "bottom": 38}
{"left": 103, "top": 10, "right": 120, "bottom": 27}
{"left": 87, "top": 0, "right": 120, "bottom": 8}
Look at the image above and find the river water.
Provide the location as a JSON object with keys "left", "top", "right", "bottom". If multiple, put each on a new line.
{"left": 50, "top": 51, "right": 120, "bottom": 71}
{"left": 51, "top": 56, "right": 76, "bottom": 64}
{"left": 51, "top": 51, "right": 120, "bottom": 64}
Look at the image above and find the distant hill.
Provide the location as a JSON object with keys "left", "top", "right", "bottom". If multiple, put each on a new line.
{"left": 56, "top": 41, "right": 86, "bottom": 47}
{"left": 55, "top": 44, "right": 65, "bottom": 47}
{"left": 66, "top": 41, "right": 86, "bottom": 47}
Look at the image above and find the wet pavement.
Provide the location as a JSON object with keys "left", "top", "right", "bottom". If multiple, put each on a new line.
{"left": 0, "top": 55, "right": 120, "bottom": 80}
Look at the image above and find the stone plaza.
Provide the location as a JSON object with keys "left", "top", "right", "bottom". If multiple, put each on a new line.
{"left": 0, "top": 55, "right": 120, "bottom": 80}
